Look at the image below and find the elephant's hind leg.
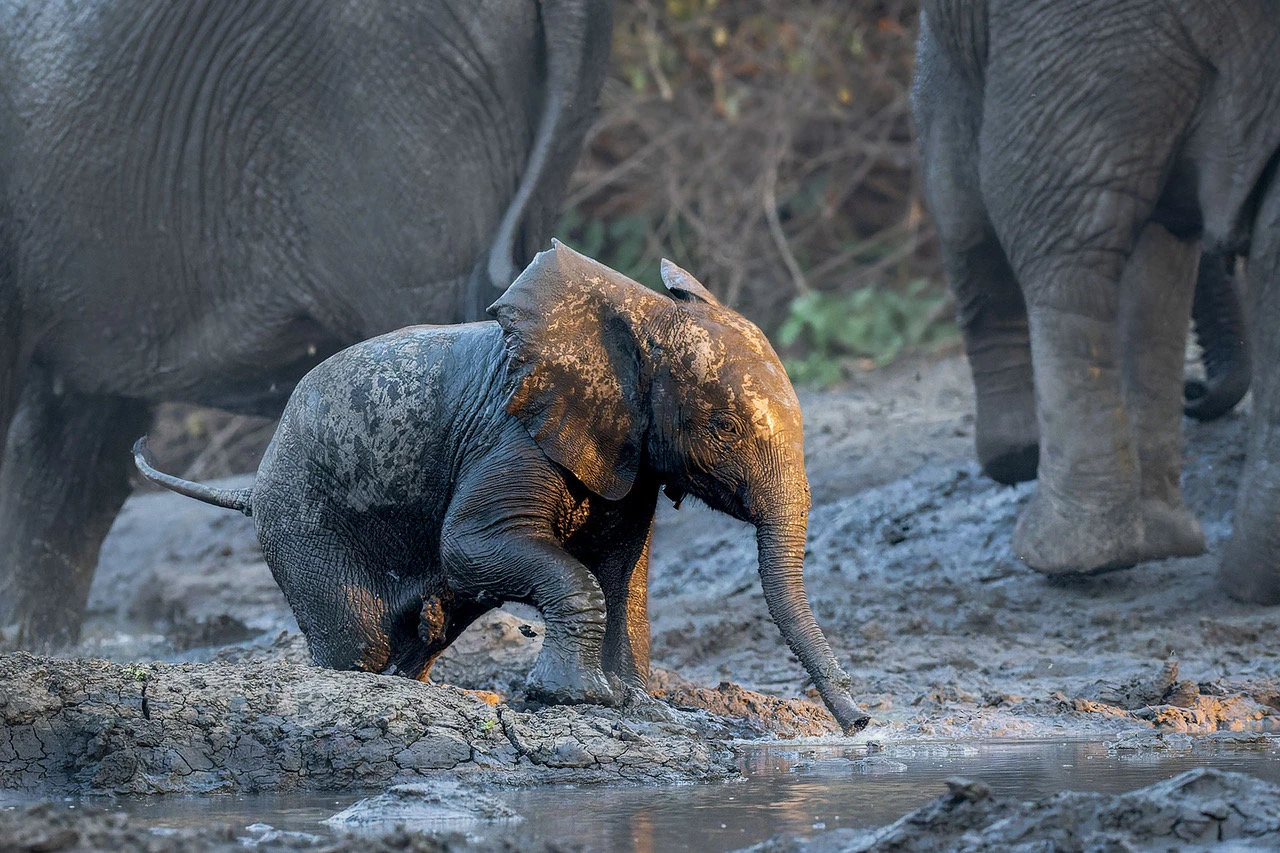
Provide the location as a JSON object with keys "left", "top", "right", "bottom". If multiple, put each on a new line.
{"left": 1221, "top": 179, "right": 1280, "bottom": 603}
{"left": 0, "top": 373, "right": 150, "bottom": 649}
{"left": 915, "top": 20, "right": 1037, "bottom": 485}
{"left": 261, "top": 532, "right": 405, "bottom": 673}
{"left": 979, "top": 19, "right": 1202, "bottom": 575}
{"left": 1119, "top": 222, "right": 1205, "bottom": 561}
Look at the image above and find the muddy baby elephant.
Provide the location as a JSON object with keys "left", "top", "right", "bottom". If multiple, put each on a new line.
{"left": 134, "top": 242, "right": 870, "bottom": 734}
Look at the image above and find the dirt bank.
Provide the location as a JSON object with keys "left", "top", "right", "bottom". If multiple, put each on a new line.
{"left": 745, "top": 767, "right": 1280, "bottom": 851}
{"left": 0, "top": 653, "right": 738, "bottom": 795}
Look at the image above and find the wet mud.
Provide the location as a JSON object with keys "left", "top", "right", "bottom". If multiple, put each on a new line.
{"left": 749, "top": 767, "right": 1280, "bottom": 851}
{"left": 0, "top": 800, "right": 574, "bottom": 852}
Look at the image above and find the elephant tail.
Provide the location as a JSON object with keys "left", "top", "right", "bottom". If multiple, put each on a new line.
{"left": 469, "top": 0, "right": 615, "bottom": 320}
{"left": 131, "top": 436, "right": 253, "bottom": 517}
{"left": 920, "top": 0, "right": 989, "bottom": 82}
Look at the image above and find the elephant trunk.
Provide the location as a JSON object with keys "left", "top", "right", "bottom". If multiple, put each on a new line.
{"left": 1186, "top": 251, "right": 1251, "bottom": 421}
{"left": 756, "top": 517, "right": 870, "bottom": 735}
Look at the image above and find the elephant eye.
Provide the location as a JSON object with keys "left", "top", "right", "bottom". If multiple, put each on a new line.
{"left": 708, "top": 411, "right": 747, "bottom": 439}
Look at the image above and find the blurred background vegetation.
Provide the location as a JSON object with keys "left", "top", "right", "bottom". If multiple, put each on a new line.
{"left": 154, "top": 0, "right": 954, "bottom": 478}
{"left": 558, "top": 0, "right": 951, "bottom": 383}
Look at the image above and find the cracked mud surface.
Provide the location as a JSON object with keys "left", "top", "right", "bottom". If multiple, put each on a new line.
{"left": 0, "top": 653, "right": 736, "bottom": 794}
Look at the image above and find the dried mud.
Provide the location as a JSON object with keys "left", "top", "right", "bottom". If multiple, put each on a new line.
{"left": 0, "top": 653, "right": 738, "bottom": 795}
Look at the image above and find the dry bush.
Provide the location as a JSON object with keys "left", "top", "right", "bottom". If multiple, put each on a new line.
{"left": 561, "top": 0, "right": 938, "bottom": 332}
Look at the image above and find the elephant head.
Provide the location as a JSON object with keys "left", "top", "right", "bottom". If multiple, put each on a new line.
{"left": 490, "top": 241, "right": 869, "bottom": 734}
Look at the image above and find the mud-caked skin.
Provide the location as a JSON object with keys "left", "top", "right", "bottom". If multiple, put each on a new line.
{"left": 135, "top": 243, "right": 870, "bottom": 735}
{"left": 913, "top": 0, "right": 1280, "bottom": 597}
{"left": 0, "top": 0, "right": 615, "bottom": 649}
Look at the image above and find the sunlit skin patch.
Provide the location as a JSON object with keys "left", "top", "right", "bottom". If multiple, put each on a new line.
{"left": 340, "top": 584, "right": 391, "bottom": 673}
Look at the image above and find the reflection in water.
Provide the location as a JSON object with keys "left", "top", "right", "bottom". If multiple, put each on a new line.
{"left": 67, "top": 740, "right": 1280, "bottom": 853}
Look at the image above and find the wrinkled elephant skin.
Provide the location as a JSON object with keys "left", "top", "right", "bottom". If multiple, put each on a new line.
{"left": 913, "top": 0, "right": 1280, "bottom": 596}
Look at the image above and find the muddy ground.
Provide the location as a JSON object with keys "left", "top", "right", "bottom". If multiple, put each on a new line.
{"left": 78, "top": 353, "right": 1280, "bottom": 740}
{"left": 750, "top": 767, "right": 1280, "bottom": 851}
{"left": 4, "top": 353, "right": 1280, "bottom": 843}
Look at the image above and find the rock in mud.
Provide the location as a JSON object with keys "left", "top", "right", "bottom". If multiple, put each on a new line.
{"left": 0, "top": 801, "right": 574, "bottom": 852}
{"left": 326, "top": 780, "right": 521, "bottom": 834}
{"left": 744, "top": 767, "right": 1280, "bottom": 851}
{"left": 0, "top": 653, "right": 736, "bottom": 794}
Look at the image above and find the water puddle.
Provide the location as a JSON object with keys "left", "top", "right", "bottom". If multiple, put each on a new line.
{"left": 17, "top": 739, "right": 1280, "bottom": 851}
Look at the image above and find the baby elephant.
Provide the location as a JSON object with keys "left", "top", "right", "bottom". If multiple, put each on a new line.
{"left": 133, "top": 242, "right": 869, "bottom": 734}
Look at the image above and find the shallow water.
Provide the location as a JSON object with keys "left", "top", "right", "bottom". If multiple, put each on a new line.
{"left": 38, "top": 739, "right": 1280, "bottom": 851}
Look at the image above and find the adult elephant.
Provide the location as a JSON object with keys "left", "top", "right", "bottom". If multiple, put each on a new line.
{"left": 0, "top": 0, "right": 614, "bottom": 648}
{"left": 912, "top": 0, "right": 1280, "bottom": 598}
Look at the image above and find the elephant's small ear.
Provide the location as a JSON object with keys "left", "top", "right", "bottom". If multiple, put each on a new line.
{"left": 660, "top": 259, "right": 721, "bottom": 306}
{"left": 488, "top": 240, "right": 652, "bottom": 501}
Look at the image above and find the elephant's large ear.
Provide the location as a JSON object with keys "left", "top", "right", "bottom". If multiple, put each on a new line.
{"left": 488, "top": 240, "right": 655, "bottom": 500}
{"left": 660, "top": 259, "right": 721, "bottom": 306}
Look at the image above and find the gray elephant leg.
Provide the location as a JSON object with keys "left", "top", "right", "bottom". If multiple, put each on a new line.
{"left": 258, "top": 531, "right": 404, "bottom": 674}
{"left": 0, "top": 373, "right": 151, "bottom": 648}
{"left": 596, "top": 524, "right": 653, "bottom": 693}
{"left": 1220, "top": 180, "right": 1280, "bottom": 603}
{"left": 1012, "top": 275, "right": 1143, "bottom": 574}
{"left": 444, "top": 530, "right": 615, "bottom": 706}
{"left": 914, "top": 25, "right": 1036, "bottom": 484}
{"left": 946, "top": 235, "right": 1038, "bottom": 485}
{"left": 1119, "top": 222, "right": 1205, "bottom": 560}
{"left": 977, "top": 28, "right": 1202, "bottom": 574}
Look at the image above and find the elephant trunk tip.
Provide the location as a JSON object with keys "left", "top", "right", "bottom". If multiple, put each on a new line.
{"left": 824, "top": 690, "right": 872, "bottom": 735}
{"left": 843, "top": 713, "right": 872, "bottom": 736}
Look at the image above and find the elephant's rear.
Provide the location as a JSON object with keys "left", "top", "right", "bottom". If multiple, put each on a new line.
{"left": 253, "top": 323, "right": 510, "bottom": 574}
{"left": 0, "top": 0, "right": 544, "bottom": 409}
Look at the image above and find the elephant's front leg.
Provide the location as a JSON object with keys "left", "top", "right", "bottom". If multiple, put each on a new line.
{"left": 445, "top": 518, "right": 617, "bottom": 707}
{"left": 1119, "top": 222, "right": 1204, "bottom": 560}
{"left": 594, "top": 522, "right": 654, "bottom": 695}
{"left": 0, "top": 372, "right": 151, "bottom": 648}
{"left": 915, "top": 26, "right": 1037, "bottom": 485}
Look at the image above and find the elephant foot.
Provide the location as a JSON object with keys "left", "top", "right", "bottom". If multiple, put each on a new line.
{"left": 979, "top": 441, "right": 1039, "bottom": 486}
{"left": 1014, "top": 490, "right": 1143, "bottom": 575}
{"left": 975, "top": 396, "right": 1039, "bottom": 485}
{"left": 1015, "top": 491, "right": 1206, "bottom": 575}
{"left": 1219, "top": 534, "right": 1280, "bottom": 605}
{"left": 525, "top": 653, "right": 619, "bottom": 707}
{"left": 1140, "top": 498, "right": 1206, "bottom": 560}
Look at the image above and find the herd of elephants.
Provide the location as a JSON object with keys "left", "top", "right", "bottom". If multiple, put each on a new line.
{"left": 0, "top": 0, "right": 1277, "bottom": 734}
